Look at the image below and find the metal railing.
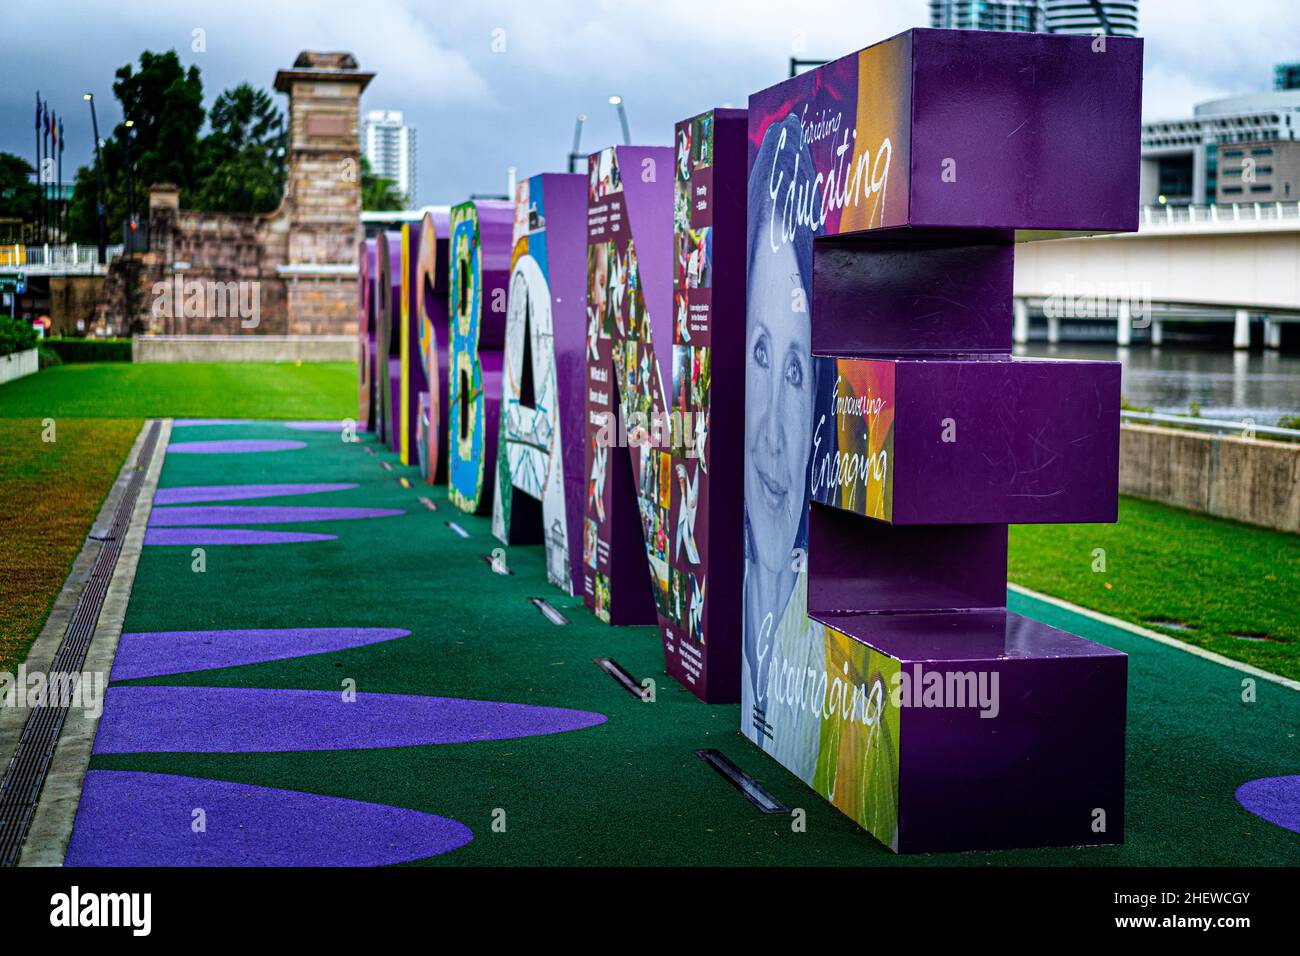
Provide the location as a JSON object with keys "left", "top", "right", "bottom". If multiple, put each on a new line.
{"left": 2, "top": 244, "right": 125, "bottom": 274}
{"left": 1122, "top": 410, "right": 1300, "bottom": 440}
{"left": 1139, "top": 201, "right": 1300, "bottom": 230}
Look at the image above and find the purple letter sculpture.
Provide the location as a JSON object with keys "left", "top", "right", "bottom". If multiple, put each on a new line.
{"left": 375, "top": 230, "right": 404, "bottom": 452}
{"left": 491, "top": 173, "right": 591, "bottom": 595}
{"left": 412, "top": 209, "right": 451, "bottom": 482}
{"left": 448, "top": 200, "right": 512, "bottom": 514}
{"left": 581, "top": 145, "right": 672, "bottom": 625}
{"left": 357, "top": 237, "right": 377, "bottom": 432}
{"left": 581, "top": 119, "right": 747, "bottom": 704}
{"left": 742, "top": 28, "right": 1141, "bottom": 853}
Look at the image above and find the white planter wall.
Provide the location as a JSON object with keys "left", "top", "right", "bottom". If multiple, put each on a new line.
{"left": 0, "top": 348, "right": 39, "bottom": 385}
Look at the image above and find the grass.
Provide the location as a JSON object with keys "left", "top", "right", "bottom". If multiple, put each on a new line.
{"left": 0, "top": 362, "right": 357, "bottom": 673}
{"left": 0, "top": 362, "right": 356, "bottom": 420}
{"left": 0, "top": 418, "right": 142, "bottom": 672}
{"left": 1009, "top": 496, "right": 1300, "bottom": 681}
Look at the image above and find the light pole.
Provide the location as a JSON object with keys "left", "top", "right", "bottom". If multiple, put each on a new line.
{"left": 124, "top": 119, "right": 137, "bottom": 251}
{"left": 609, "top": 96, "right": 631, "bottom": 146}
{"left": 568, "top": 113, "right": 587, "bottom": 173}
{"left": 84, "top": 93, "right": 107, "bottom": 265}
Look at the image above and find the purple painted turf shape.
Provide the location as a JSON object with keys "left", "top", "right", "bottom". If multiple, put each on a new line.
{"left": 112, "top": 627, "right": 411, "bottom": 681}
{"left": 171, "top": 418, "right": 254, "bottom": 427}
{"left": 147, "top": 505, "right": 404, "bottom": 526}
{"left": 284, "top": 420, "right": 348, "bottom": 431}
{"left": 154, "top": 483, "right": 358, "bottom": 505}
{"left": 1235, "top": 776, "right": 1300, "bottom": 833}
{"left": 65, "top": 771, "right": 473, "bottom": 866}
{"left": 167, "top": 439, "right": 306, "bottom": 454}
{"left": 93, "top": 686, "right": 608, "bottom": 753}
{"left": 143, "top": 528, "right": 336, "bottom": 546}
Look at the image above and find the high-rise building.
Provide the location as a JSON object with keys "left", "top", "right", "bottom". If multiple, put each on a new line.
{"left": 929, "top": 0, "right": 1042, "bottom": 32}
{"left": 363, "top": 109, "right": 417, "bottom": 207}
{"left": 1041, "top": 1, "right": 1139, "bottom": 37}
{"left": 1141, "top": 90, "right": 1300, "bottom": 205}
{"left": 1276, "top": 62, "right": 1300, "bottom": 92}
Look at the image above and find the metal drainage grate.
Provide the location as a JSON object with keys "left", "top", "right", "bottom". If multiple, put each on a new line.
{"left": 696, "top": 749, "right": 787, "bottom": 814}
{"left": 0, "top": 421, "right": 160, "bottom": 866}
{"left": 528, "top": 597, "right": 568, "bottom": 626}
{"left": 593, "top": 657, "right": 646, "bottom": 699}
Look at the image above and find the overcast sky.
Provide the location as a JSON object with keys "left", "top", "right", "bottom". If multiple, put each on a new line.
{"left": 2, "top": 0, "right": 1297, "bottom": 206}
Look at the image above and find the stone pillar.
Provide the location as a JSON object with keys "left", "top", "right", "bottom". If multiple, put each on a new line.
{"left": 272, "top": 52, "right": 374, "bottom": 336}
{"left": 1116, "top": 299, "right": 1131, "bottom": 346}
{"left": 1151, "top": 318, "right": 1163, "bottom": 346}
{"left": 1047, "top": 313, "right": 1060, "bottom": 344}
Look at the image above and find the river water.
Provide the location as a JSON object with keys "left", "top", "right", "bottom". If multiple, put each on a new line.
{"left": 1014, "top": 344, "right": 1300, "bottom": 427}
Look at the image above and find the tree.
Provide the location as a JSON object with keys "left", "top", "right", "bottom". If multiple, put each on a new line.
{"left": 191, "top": 83, "right": 287, "bottom": 214}
{"left": 361, "top": 155, "right": 405, "bottom": 211}
{"left": 0, "top": 153, "right": 41, "bottom": 225}
{"left": 66, "top": 50, "right": 205, "bottom": 242}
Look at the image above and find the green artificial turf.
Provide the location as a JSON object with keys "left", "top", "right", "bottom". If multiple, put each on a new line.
{"left": 1009, "top": 497, "right": 1300, "bottom": 681}
{"left": 0, "top": 362, "right": 356, "bottom": 420}
{"left": 90, "top": 423, "right": 1300, "bottom": 866}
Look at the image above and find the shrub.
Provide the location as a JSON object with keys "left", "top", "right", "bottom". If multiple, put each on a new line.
{"left": 37, "top": 346, "right": 63, "bottom": 369}
{"left": 42, "top": 337, "right": 133, "bottom": 363}
{"left": 0, "top": 317, "right": 38, "bottom": 357}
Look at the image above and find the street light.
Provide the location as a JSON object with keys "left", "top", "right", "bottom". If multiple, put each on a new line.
{"left": 568, "top": 113, "right": 587, "bottom": 173}
{"left": 124, "top": 119, "right": 137, "bottom": 249}
{"left": 84, "top": 93, "right": 107, "bottom": 265}
{"left": 609, "top": 95, "right": 631, "bottom": 146}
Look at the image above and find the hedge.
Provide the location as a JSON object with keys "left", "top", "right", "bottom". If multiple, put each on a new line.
{"left": 42, "top": 338, "right": 134, "bottom": 363}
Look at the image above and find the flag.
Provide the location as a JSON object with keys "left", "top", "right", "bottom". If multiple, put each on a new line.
{"left": 51, "top": 111, "right": 57, "bottom": 147}
{"left": 35, "top": 92, "right": 41, "bottom": 131}
{"left": 59, "top": 117, "right": 64, "bottom": 153}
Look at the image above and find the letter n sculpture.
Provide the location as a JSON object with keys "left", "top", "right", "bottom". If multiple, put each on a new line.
{"left": 741, "top": 28, "right": 1141, "bottom": 852}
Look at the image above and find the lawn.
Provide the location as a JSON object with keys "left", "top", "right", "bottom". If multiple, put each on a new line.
{"left": 0, "top": 362, "right": 356, "bottom": 420}
{"left": 0, "top": 362, "right": 356, "bottom": 673}
{"left": 1009, "top": 496, "right": 1300, "bottom": 680}
{"left": 0, "top": 418, "right": 142, "bottom": 672}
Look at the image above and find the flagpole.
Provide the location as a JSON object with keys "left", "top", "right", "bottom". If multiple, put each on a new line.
{"left": 58, "top": 117, "right": 65, "bottom": 245}
{"left": 35, "top": 93, "right": 42, "bottom": 245}
{"left": 42, "top": 105, "right": 50, "bottom": 245}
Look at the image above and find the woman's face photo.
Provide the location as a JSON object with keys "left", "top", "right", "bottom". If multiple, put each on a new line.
{"left": 588, "top": 243, "right": 608, "bottom": 318}
{"left": 745, "top": 235, "right": 812, "bottom": 577}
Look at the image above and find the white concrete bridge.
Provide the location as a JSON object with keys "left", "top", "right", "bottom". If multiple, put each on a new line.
{"left": 1014, "top": 202, "right": 1300, "bottom": 348}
